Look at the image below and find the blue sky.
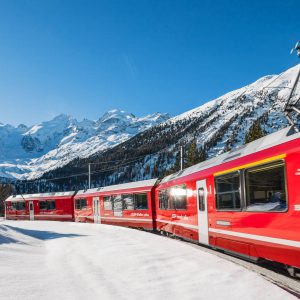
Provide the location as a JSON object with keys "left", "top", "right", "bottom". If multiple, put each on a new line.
{"left": 0, "top": 0, "right": 299, "bottom": 126}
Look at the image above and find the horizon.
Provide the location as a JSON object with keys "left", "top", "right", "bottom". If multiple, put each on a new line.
{"left": 0, "top": 0, "right": 299, "bottom": 126}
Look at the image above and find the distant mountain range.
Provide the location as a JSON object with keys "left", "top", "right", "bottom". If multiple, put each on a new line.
{"left": 0, "top": 110, "right": 170, "bottom": 179}
{"left": 4, "top": 64, "right": 300, "bottom": 192}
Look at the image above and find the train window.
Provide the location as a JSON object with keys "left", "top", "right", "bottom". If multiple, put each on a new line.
{"left": 11, "top": 202, "right": 26, "bottom": 210}
{"left": 245, "top": 161, "right": 287, "bottom": 212}
{"left": 75, "top": 199, "right": 81, "bottom": 210}
{"left": 159, "top": 186, "right": 187, "bottom": 210}
{"left": 75, "top": 198, "right": 87, "bottom": 210}
{"left": 104, "top": 196, "right": 113, "bottom": 210}
{"left": 112, "top": 195, "right": 123, "bottom": 216}
{"left": 135, "top": 193, "right": 148, "bottom": 210}
{"left": 198, "top": 188, "right": 205, "bottom": 211}
{"left": 123, "top": 194, "right": 134, "bottom": 210}
{"left": 47, "top": 200, "right": 56, "bottom": 210}
{"left": 215, "top": 172, "right": 241, "bottom": 210}
{"left": 112, "top": 195, "right": 122, "bottom": 211}
{"left": 171, "top": 185, "right": 187, "bottom": 210}
{"left": 159, "top": 190, "right": 168, "bottom": 210}
{"left": 39, "top": 201, "right": 47, "bottom": 210}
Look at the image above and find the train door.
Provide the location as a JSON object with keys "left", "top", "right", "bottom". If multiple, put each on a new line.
{"left": 93, "top": 197, "right": 101, "bottom": 224}
{"left": 29, "top": 201, "right": 34, "bottom": 221}
{"left": 196, "top": 179, "right": 209, "bottom": 245}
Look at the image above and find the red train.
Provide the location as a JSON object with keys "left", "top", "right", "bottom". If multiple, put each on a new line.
{"left": 5, "top": 126, "right": 300, "bottom": 277}
{"left": 5, "top": 192, "right": 75, "bottom": 221}
{"left": 73, "top": 179, "right": 157, "bottom": 230}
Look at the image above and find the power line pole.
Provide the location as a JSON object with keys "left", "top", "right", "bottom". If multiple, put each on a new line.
{"left": 180, "top": 146, "right": 184, "bottom": 171}
{"left": 285, "top": 41, "right": 300, "bottom": 129}
{"left": 88, "top": 163, "right": 91, "bottom": 189}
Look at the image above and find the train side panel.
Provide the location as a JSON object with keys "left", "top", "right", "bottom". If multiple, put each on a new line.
{"left": 156, "top": 136, "right": 300, "bottom": 270}
{"left": 100, "top": 189, "right": 155, "bottom": 230}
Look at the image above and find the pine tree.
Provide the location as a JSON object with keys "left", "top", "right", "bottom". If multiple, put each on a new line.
{"left": 186, "top": 140, "right": 198, "bottom": 167}
{"left": 198, "top": 146, "right": 207, "bottom": 163}
{"left": 245, "top": 120, "right": 266, "bottom": 144}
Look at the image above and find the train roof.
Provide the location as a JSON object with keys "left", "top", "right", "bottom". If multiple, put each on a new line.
{"left": 5, "top": 191, "right": 76, "bottom": 202}
{"left": 76, "top": 178, "right": 158, "bottom": 196}
{"left": 161, "top": 126, "right": 300, "bottom": 184}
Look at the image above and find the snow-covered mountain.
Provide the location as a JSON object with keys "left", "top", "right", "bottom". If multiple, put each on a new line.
{"left": 29, "top": 64, "right": 300, "bottom": 192}
{"left": 0, "top": 110, "right": 170, "bottom": 179}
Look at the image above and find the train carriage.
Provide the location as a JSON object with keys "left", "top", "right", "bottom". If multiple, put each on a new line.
{"left": 156, "top": 126, "right": 300, "bottom": 274}
{"left": 5, "top": 192, "right": 75, "bottom": 221}
{"left": 74, "top": 179, "right": 157, "bottom": 230}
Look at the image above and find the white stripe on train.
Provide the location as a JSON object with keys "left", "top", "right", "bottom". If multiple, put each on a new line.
{"left": 156, "top": 219, "right": 300, "bottom": 248}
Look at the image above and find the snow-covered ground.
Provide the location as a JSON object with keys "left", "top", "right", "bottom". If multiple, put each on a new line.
{"left": 0, "top": 220, "right": 296, "bottom": 300}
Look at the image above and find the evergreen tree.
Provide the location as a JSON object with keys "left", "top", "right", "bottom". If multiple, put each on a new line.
{"left": 198, "top": 146, "right": 207, "bottom": 163}
{"left": 245, "top": 120, "right": 265, "bottom": 144}
{"left": 186, "top": 140, "right": 198, "bottom": 167}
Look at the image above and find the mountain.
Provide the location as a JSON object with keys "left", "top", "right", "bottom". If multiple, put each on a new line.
{"left": 20, "top": 64, "right": 300, "bottom": 193}
{"left": 0, "top": 110, "right": 170, "bottom": 180}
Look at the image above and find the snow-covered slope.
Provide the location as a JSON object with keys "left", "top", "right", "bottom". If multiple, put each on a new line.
{"left": 0, "top": 220, "right": 296, "bottom": 300}
{"left": 167, "top": 64, "right": 299, "bottom": 149}
{"left": 0, "top": 110, "right": 169, "bottom": 179}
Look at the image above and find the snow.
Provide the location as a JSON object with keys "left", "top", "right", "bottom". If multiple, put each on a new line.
{"left": 0, "top": 220, "right": 296, "bottom": 300}
{"left": 0, "top": 110, "right": 169, "bottom": 180}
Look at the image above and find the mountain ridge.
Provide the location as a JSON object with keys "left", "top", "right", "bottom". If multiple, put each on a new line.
{"left": 0, "top": 109, "right": 170, "bottom": 179}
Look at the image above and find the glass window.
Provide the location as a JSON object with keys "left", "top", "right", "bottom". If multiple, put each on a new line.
{"left": 159, "top": 186, "right": 187, "bottom": 210}
{"left": 245, "top": 161, "right": 287, "bottom": 212}
{"left": 159, "top": 190, "right": 168, "bottom": 210}
{"left": 39, "top": 201, "right": 47, "bottom": 210}
{"left": 123, "top": 194, "right": 134, "bottom": 210}
{"left": 104, "top": 196, "right": 113, "bottom": 210}
{"left": 198, "top": 188, "right": 205, "bottom": 211}
{"left": 215, "top": 172, "right": 241, "bottom": 210}
{"left": 75, "top": 199, "right": 81, "bottom": 210}
{"left": 171, "top": 185, "right": 187, "bottom": 210}
{"left": 47, "top": 200, "right": 56, "bottom": 210}
{"left": 75, "top": 198, "right": 87, "bottom": 210}
{"left": 135, "top": 193, "right": 148, "bottom": 210}
{"left": 112, "top": 195, "right": 122, "bottom": 211}
{"left": 12, "top": 202, "right": 26, "bottom": 210}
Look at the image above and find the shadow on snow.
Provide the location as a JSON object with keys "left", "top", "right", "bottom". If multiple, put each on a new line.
{"left": 0, "top": 224, "right": 86, "bottom": 244}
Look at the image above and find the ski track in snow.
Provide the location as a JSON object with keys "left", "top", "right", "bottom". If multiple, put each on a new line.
{"left": 0, "top": 220, "right": 297, "bottom": 300}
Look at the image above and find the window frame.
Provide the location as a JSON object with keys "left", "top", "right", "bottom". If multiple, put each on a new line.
{"left": 243, "top": 160, "right": 288, "bottom": 213}
{"left": 122, "top": 194, "right": 135, "bottom": 210}
{"left": 215, "top": 170, "right": 242, "bottom": 212}
{"left": 39, "top": 200, "right": 56, "bottom": 211}
{"left": 134, "top": 193, "right": 148, "bottom": 210}
{"left": 158, "top": 184, "right": 187, "bottom": 211}
{"left": 75, "top": 198, "right": 87, "bottom": 210}
{"left": 103, "top": 196, "right": 113, "bottom": 211}
{"left": 11, "top": 201, "right": 26, "bottom": 211}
